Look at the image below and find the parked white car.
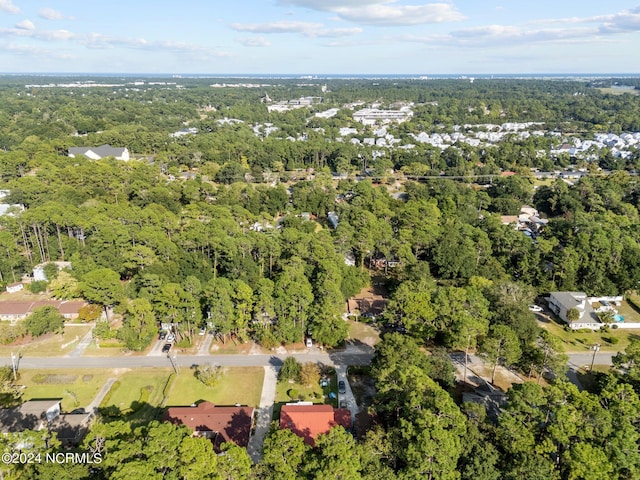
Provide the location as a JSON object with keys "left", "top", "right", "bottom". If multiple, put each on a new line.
{"left": 529, "top": 305, "right": 543, "bottom": 312}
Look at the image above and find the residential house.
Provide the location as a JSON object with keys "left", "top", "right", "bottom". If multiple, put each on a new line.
{"left": 548, "top": 292, "right": 599, "bottom": 325}
{"left": 0, "top": 399, "right": 91, "bottom": 446}
{"left": 280, "top": 403, "right": 352, "bottom": 446}
{"left": 33, "top": 261, "right": 72, "bottom": 282}
{"left": 5, "top": 282, "right": 23, "bottom": 294}
{"left": 163, "top": 401, "right": 254, "bottom": 450}
{"left": 0, "top": 399, "right": 61, "bottom": 433}
{"left": 0, "top": 300, "right": 87, "bottom": 322}
{"left": 68, "top": 144, "right": 130, "bottom": 161}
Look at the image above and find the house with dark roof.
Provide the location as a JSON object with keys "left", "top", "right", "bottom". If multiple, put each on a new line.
{"left": 163, "top": 401, "right": 254, "bottom": 450}
{"left": 0, "top": 399, "right": 91, "bottom": 446}
{"left": 68, "top": 144, "right": 130, "bottom": 161}
{"left": 279, "top": 403, "right": 352, "bottom": 446}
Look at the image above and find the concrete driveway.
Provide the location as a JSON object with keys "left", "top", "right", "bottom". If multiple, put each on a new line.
{"left": 335, "top": 365, "right": 358, "bottom": 425}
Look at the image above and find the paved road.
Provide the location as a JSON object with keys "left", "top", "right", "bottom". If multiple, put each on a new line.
{"left": 7, "top": 351, "right": 374, "bottom": 370}
{"left": 566, "top": 351, "right": 615, "bottom": 369}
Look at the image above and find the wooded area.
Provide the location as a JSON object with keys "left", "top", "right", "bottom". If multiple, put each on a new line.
{"left": 1, "top": 76, "right": 640, "bottom": 478}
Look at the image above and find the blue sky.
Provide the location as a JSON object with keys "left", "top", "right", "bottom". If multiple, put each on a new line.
{"left": 1, "top": 0, "right": 640, "bottom": 74}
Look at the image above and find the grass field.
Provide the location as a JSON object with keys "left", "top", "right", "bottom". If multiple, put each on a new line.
{"left": 164, "top": 366, "right": 264, "bottom": 407}
{"left": 19, "top": 368, "right": 114, "bottom": 412}
{"left": 0, "top": 325, "right": 92, "bottom": 357}
{"left": 99, "top": 368, "right": 173, "bottom": 421}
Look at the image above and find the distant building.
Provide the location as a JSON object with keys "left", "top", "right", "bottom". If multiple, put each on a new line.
{"left": 68, "top": 144, "right": 130, "bottom": 161}
{"left": 353, "top": 107, "right": 413, "bottom": 126}
{"left": 327, "top": 211, "right": 339, "bottom": 229}
{"left": 33, "top": 261, "right": 72, "bottom": 281}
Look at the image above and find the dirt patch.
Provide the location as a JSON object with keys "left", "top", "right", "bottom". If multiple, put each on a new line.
{"left": 32, "top": 374, "right": 78, "bottom": 384}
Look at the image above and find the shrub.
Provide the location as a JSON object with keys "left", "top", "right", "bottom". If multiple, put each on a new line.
{"left": 194, "top": 364, "right": 222, "bottom": 387}
{"left": 28, "top": 281, "right": 47, "bottom": 294}
{"left": 288, "top": 388, "right": 299, "bottom": 400}
{"left": 93, "top": 320, "right": 116, "bottom": 340}
{"left": 24, "top": 306, "right": 64, "bottom": 337}
{"left": 279, "top": 357, "right": 301, "bottom": 382}
{"left": 299, "top": 362, "right": 321, "bottom": 387}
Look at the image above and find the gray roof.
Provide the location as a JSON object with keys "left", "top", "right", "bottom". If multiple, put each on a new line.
{"left": 550, "top": 291, "right": 584, "bottom": 311}
{"left": 69, "top": 144, "right": 126, "bottom": 159}
{"left": 0, "top": 399, "right": 61, "bottom": 433}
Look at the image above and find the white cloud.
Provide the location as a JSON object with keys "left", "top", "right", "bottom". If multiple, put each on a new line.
{"left": 38, "top": 7, "right": 72, "bottom": 20}
{"left": 238, "top": 36, "right": 271, "bottom": 47}
{"left": 278, "top": 0, "right": 465, "bottom": 26}
{"left": 333, "top": 2, "right": 465, "bottom": 25}
{"left": 395, "top": 6, "right": 640, "bottom": 48}
{"left": 15, "top": 19, "right": 34, "bottom": 30}
{"left": 231, "top": 20, "right": 361, "bottom": 37}
{"left": 279, "top": 0, "right": 382, "bottom": 8}
{"left": 231, "top": 21, "right": 323, "bottom": 34}
{"left": 2, "top": 42, "right": 73, "bottom": 60}
{"left": 0, "top": 0, "right": 19, "bottom": 14}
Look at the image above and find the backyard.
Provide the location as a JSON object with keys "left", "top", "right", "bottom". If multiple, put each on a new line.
{"left": 273, "top": 364, "right": 337, "bottom": 420}
{"left": 538, "top": 300, "right": 640, "bottom": 353}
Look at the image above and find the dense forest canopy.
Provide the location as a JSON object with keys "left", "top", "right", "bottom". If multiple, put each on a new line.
{"left": 1, "top": 76, "right": 640, "bottom": 479}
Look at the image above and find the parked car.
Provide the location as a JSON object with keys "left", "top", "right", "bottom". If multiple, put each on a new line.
{"left": 158, "top": 331, "right": 167, "bottom": 341}
{"left": 306, "top": 338, "right": 313, "bottom": 348}
{"left": 166, "top": 333, "right": 175, "bottom": 343}
{"left": 199, "top": 328, "right": 207, "bottom": 336}
{"left": 162, "top": 343, "right": 172, "bottom": 353}
{"left": 529, "top": 305, "right": 543, "bottom": 312}
{"left": 338, "top": 380, "right": 346, "bottom": 394}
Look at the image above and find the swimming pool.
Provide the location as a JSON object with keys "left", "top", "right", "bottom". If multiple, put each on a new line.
{"left": 614, "top": 314, "right": 624, "bottom": 322}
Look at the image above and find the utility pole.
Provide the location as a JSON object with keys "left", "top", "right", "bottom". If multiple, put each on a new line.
{"left": 10, "top": 352, "right": 19, "bottom": 381}
{"left": 590, "top": 344, "right": 600, "bottom": 372}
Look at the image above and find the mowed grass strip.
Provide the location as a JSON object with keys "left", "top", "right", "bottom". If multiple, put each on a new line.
{"left": 100, "top": 368, "right": 172, "bottom": 414}
{"left": 0, "top": 325, "right": 92, "bottom": 357}
{"left": 20, "top": 368, "right": 113, "bottom": 412}
{"left": 165, "top": 367, "right": 264, "bottom": 407}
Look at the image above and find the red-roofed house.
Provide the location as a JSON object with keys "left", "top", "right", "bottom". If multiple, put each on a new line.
{"left": 280, "top": 403, "right": 352, "bottom": 446}
{"left": 163, "top": 401, "right": 254, "bottom": 450}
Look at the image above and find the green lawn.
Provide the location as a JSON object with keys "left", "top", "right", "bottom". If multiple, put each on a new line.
{"left": 164, "top": 366, "right": 264, "bottom": 408}
{"left": 273, "top": 368, "right": 337, "bottom": 421}
{"left": 99, "top": 368, "right": 173, "bottom": 420}
{"left": 19, "top": 368, "right": 114, "bottom": 412}
{"left": 539, "top": 314, "right": 636, "bottom": 353}
{"left": 0, "top": 325, "right": 92, "bottom": 357}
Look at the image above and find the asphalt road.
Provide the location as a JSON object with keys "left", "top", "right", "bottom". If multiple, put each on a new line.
{"left": 7, "top": 351, "right": 374, "bottom": 370}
